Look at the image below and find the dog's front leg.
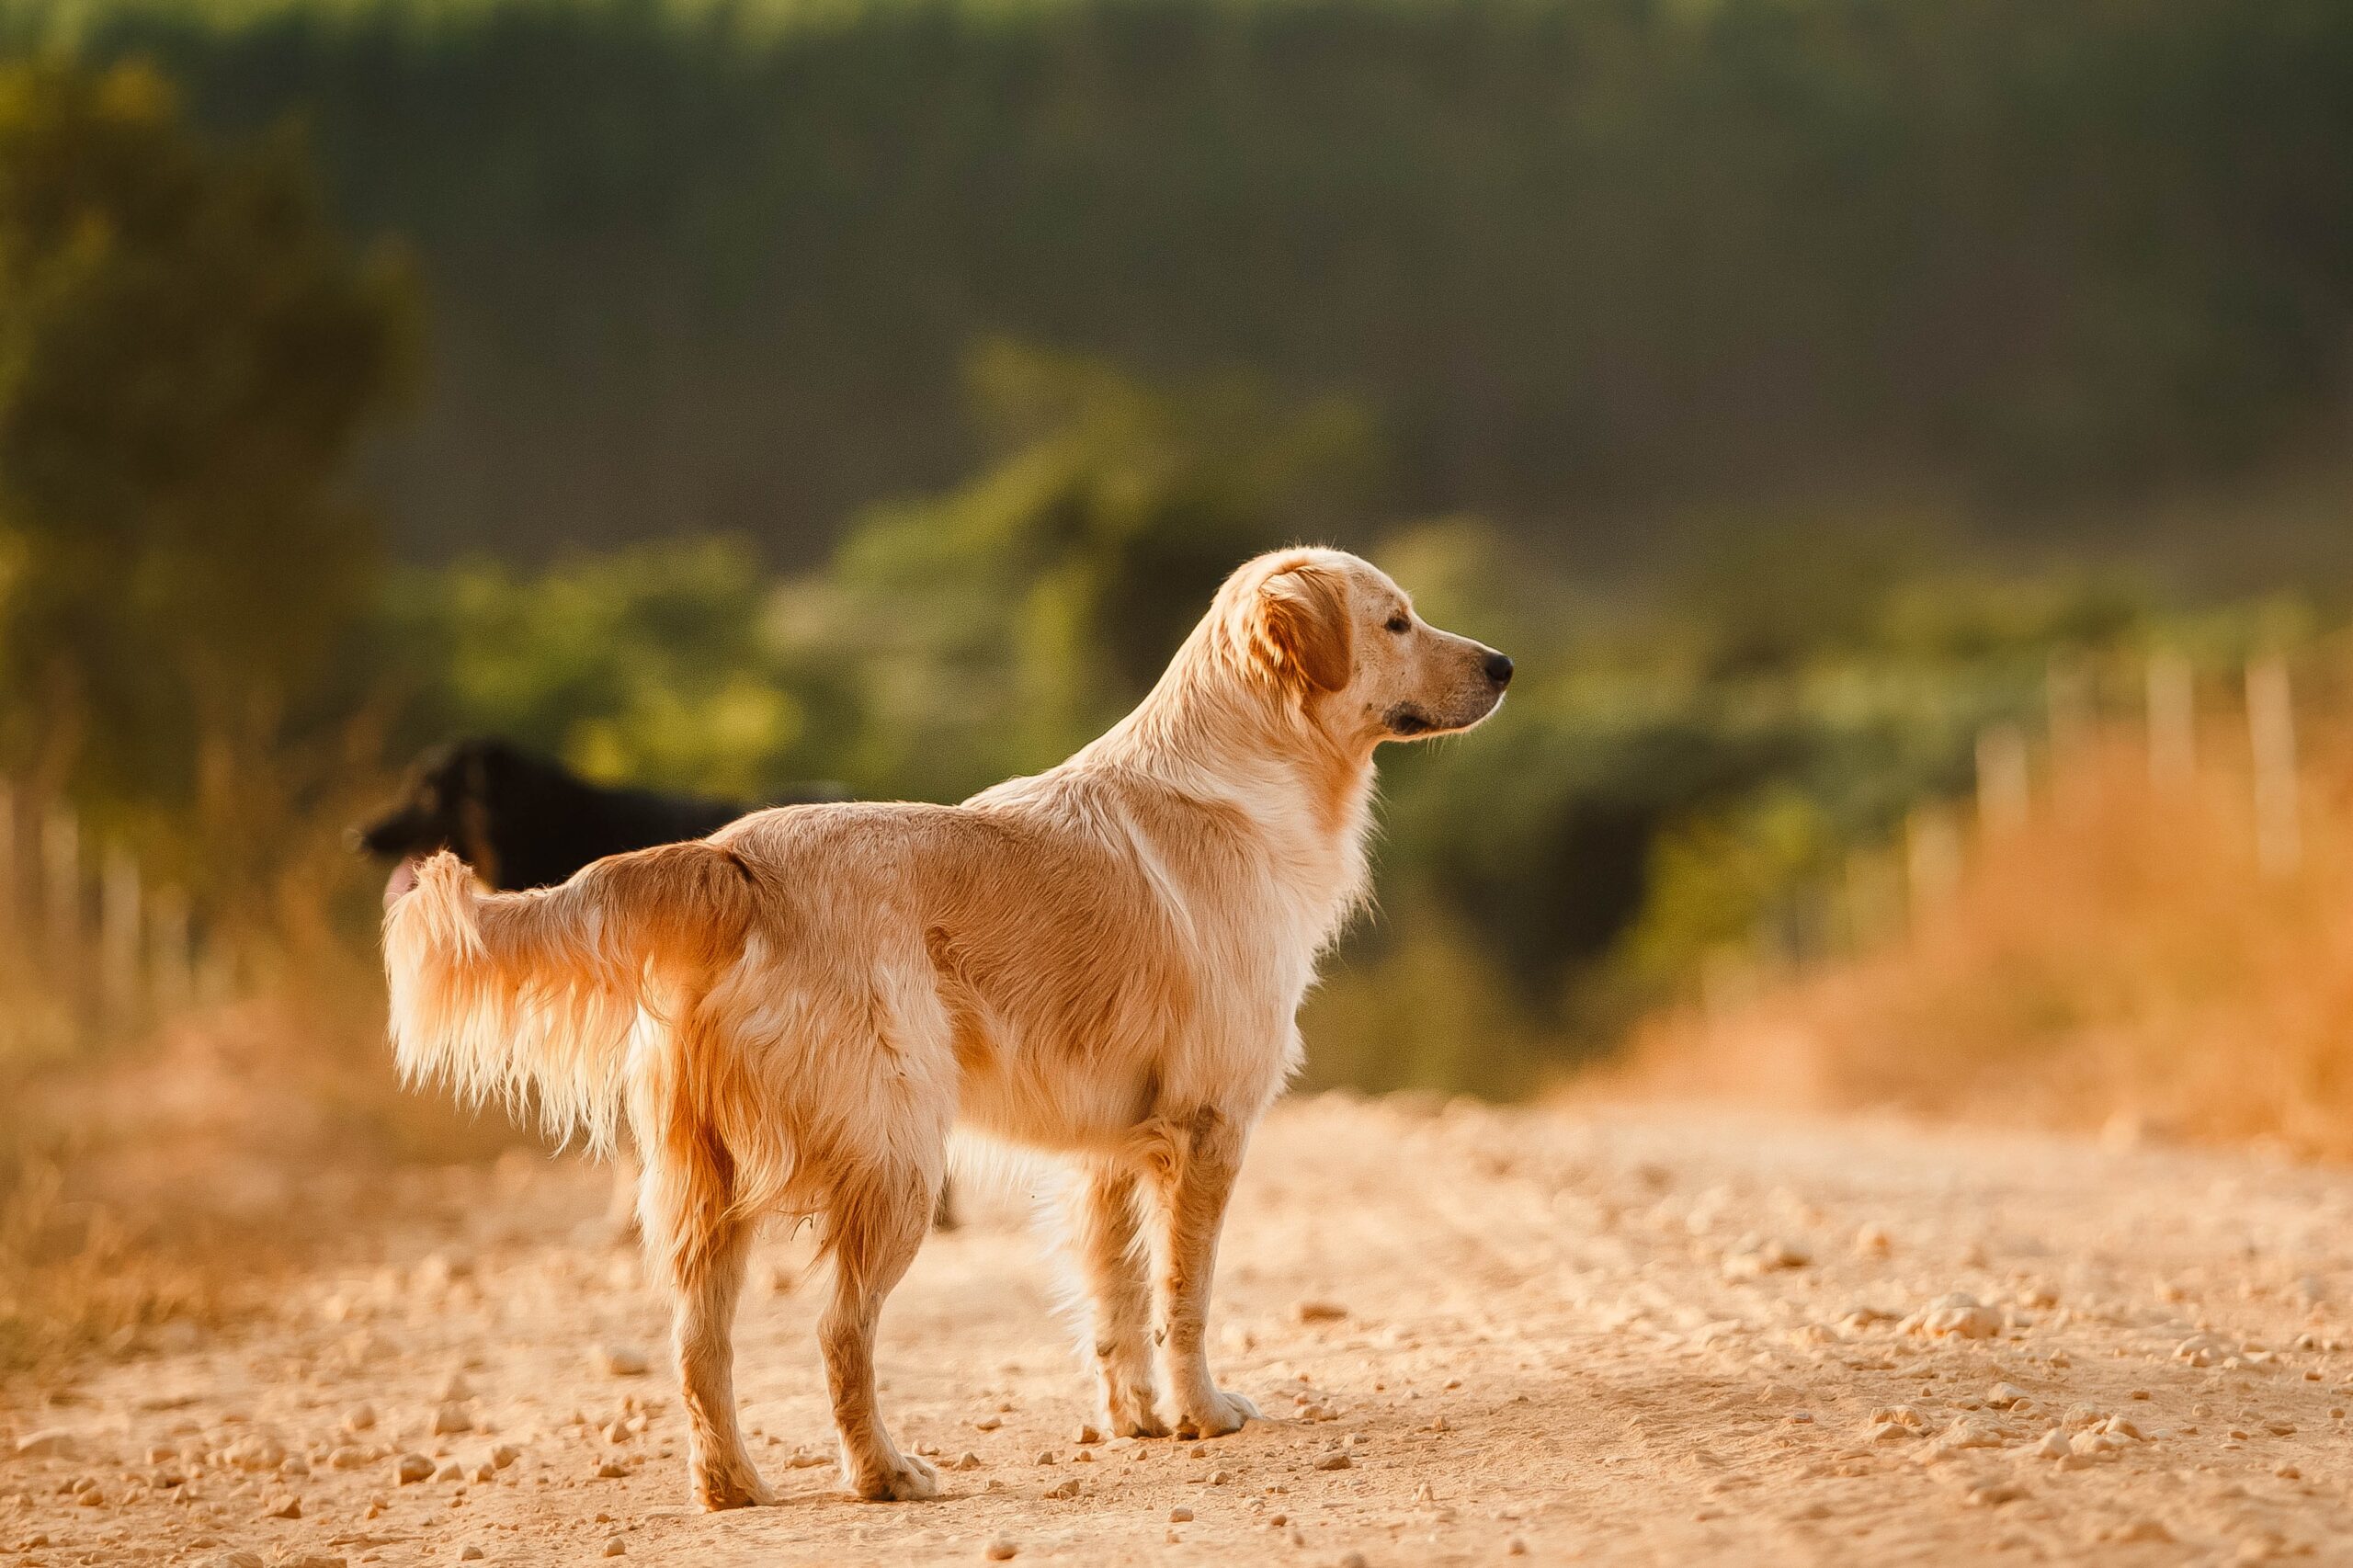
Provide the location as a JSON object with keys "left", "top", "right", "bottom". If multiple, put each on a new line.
{"left": 1147, "top": 1107, "right": 1260, "bottom": 1439}
{"left": 1066, "top": 1163, "right": 1167, "bottom": 1437}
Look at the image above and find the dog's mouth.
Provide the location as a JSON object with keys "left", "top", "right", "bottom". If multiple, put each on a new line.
{"left": 1385, "top": 690, "right": 1506, "bottom": 740}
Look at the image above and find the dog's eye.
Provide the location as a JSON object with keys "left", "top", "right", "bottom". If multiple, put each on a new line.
{"left": 1384, "top": 615, "right": 1411, "bottom": 634}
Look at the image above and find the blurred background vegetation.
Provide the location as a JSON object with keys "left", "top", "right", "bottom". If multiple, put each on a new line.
{"left": 3, "top": 1, "right": 2353, "bottom": 1358}
{"left": 1, "top": 0, "right": 2348, "bottom": 578}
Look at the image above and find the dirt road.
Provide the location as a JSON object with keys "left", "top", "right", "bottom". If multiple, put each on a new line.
{"left": 8, "top": 1095, "right": 2353, "bottom": 1566}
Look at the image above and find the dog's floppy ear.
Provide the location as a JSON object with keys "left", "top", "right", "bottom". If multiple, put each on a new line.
{"left": 1247, "top": 562, "right": 1354, "bottom": 694}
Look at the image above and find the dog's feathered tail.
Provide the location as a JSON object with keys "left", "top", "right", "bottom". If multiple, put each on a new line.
{"left": 382, "top": 842, "right": 757, "bottom": 1152}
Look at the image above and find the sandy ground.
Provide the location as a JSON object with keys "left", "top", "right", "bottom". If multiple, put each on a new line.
{"left": 7, "top": 1094, "right": 2353, "bottom": 1567}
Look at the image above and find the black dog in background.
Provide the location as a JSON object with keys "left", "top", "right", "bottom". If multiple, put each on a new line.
{"left": 352, "top": 738, "right": 962, "bottom": 1230}
{"left": 352, "top": 735, "right": 835, "bottom": 892}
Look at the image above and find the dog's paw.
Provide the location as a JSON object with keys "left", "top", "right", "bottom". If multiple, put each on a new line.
{"left": 847, "top": 1449, "right": 939, "bottom": 1503}
{"left": 1111, "top": 1410, "right": 1172, "bottom": 1439}
{"left": 692, "top": 1463, "right": 776, "bottom": 1510}
{"left": 1104, "top": 1376, "right": 1169, "bottom": 1438}
{"left": 1175, "top": 1388, "right": 1259, "bottom": 1440}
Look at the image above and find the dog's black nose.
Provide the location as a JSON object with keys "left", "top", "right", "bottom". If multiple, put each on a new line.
{"left": 1483, "top": 651, "right": 1515, "bottom": 688}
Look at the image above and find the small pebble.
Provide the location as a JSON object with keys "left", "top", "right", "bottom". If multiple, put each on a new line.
{"left": 984, "top": 1537, "right": 1017, "bottom": 1560}
{"left": 1169, "top": 1506, "right": 1193, "bottom": 1522}
{"left": 602, "top": 1539, "right": 627, "bottom": 1558}
{"left": 595, "top": 1346, "right": 651, "bottom": 1378}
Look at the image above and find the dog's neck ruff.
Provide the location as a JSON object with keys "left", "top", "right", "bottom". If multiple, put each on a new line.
{"left": 1059, "top": 617, "right": 1381, "bottom": 950}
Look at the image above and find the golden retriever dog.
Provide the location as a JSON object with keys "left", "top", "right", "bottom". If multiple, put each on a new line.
{"left": 381, "top": 546, "right": 1511, "bottom": 1509}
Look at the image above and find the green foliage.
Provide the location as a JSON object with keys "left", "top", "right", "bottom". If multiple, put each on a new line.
{"left": 824, "top": 341, "right": 1370, "bottom": 795}
{"left": 5, "top": 0, "right": 2348, "bottom": 564}
{"left": 0, "top": 57, "right": 414, "bottom": 892}
{"left": 388, "top": 539, "right": 827, "bottom": 801}
{"left": 391, "top": 352, "right": 2232, "bottom": 1091}
{"left": 393, "top": 342, "right": 1370, "bottom": 801}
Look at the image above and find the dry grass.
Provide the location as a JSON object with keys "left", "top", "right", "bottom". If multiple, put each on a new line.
{"left": 0, "top": 957, "right": 528, "bottom": 1379}
{"left": 0, "top": 1148, "right": 287, "bottom": 1375}
{"left": 1606, "top": 725, "right": 2353, "bottom": 1158}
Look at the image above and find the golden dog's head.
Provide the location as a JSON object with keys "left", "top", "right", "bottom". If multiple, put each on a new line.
{"left": 1222, "top": 547, "right": 1512, "bottom": 744}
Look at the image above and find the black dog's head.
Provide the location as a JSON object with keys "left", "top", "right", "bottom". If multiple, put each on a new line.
{"left": 350, "top": 736, "right": 529, "bottom": 883}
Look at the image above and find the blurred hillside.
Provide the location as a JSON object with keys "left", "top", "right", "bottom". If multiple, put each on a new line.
{"left": 2, "top": 0, "right": 2349, "bottom": 574}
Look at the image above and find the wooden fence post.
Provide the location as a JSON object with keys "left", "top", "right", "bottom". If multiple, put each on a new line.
{"left": 1843, "top": 846, "right": 1904, "bottom": 952}
{"left": 148, "top": 884, "right": 193, "bottom": 1017}
{"left": 41, "top": 803, "right": 80, "bottom": 964}
{"left": 1905, "top": 805, "right": 1964, "bottom": 925}
{"left": 2146, "top": 652, "right": 2196, "bottom": 786}
{"left": 2047, "top": 656, "right": 2096, "bottom": 760}
{"left": 1976, "top": 723, "right": 2030, "bottom": 833}
{"left": 100, "top": 844, "right": 142, "bottom": 1027}
{"left": 2247, "top": 656, "right": 2301, "bottom": 879}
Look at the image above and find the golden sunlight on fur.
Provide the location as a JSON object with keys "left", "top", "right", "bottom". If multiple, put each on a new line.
{"left": 381, "top": 548, "right": 1511, "bottom": 1509}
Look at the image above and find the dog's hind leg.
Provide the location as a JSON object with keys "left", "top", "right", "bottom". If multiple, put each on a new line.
{"left": 1142, "top": 1107, "right": 1261, "bottom": 1440}
{"left": 819, "top": 1161, "right": 940, "bottom": 1502}
{"left": 640, "top": 1128, "right": 773, "bottom": 1510}
{"left": 1064, "top": 1162, "right": 1166, "bottom": 1437}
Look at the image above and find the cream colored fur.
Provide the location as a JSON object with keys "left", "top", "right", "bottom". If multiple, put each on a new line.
{"left": 383, "top": 547, "right": 1509, "bottom": 1509}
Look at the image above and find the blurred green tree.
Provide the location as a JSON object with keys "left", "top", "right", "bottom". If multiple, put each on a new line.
{"left": 389, "top": 343, "right": 1373, "bottom": 809}
{"left": 385, "top": 538, "right": 857, "bottom": 802}
{"left": 819, "top": 340, "right": 1373, "bottom": 797}
{"left": 0, "top": 59, "right": 415, "bottom": 902}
